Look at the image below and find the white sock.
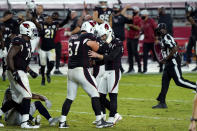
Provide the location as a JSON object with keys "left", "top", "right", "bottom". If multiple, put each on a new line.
{"left": 0, "top": 109, "right": 4, "bottom": 116}
{"left": 22, "top": 114, "right": 29, "bottom": 123}
{"left": 96, "top": 115, "right": 102, "bottom": 121}
{"left": 48, "top": 118, "right": 53, "bottom": 122}
{"left": 59, "top": 115, "right": 66, "bottom": 122}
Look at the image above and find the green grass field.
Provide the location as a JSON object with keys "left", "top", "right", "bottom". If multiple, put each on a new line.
{"left": 0, "top": 73, "right": 196, "bottom": 131}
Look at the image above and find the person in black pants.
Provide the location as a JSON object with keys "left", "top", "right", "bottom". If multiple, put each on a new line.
{"left": 152, "top": 23, "right": 197, "bottom": 109}
{"left": 182, "top": 6, "right": 197, "bottom": 71}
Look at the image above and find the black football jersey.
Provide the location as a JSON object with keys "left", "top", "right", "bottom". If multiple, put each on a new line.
{"left": 104, "top": 38, "right": 123, "bottom": 70}
{"left": 68, "top": 33, "right": 97, "bottom": 69}
{"left": 9, "top": 35, "right": 32, "bottom": 72}
{"left": 94, "top": 7, "right": 113, "bottom": 23}
{"left": 40, "top": 22, "right": 58, "bottom": 51}
{"left": 1, "top": 19, "right": 19, "bottom": 49}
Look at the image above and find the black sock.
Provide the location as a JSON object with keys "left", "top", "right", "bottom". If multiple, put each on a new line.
{"left": 1, "top": 100, "right": 18, "bottom": 113}
{"left": 21, "top": 98, "right": 30, "bottom": 115}
{"left": 99, "top": 93, "right": 111, "bottom": 113}
{"left": 47, "top": 61, "right": 54, "bottom": 75}
{"left": 41, "top": 66, "right": 45, "bottom": 78}
{"left": 34, "top": 101, "right": 51, "bottom": 120}
{"left": 109, "top": 93, "right": 118, "bottom": 117}
{"left": 91, "top": 97, "right": 101, "bottom": 116}
{"left": 62, "top": 99, "right": 73, "bottom": 116}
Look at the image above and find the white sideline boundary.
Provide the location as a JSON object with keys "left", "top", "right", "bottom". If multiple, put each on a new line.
{"left": 49, "top": 110, "right": 186, "bottom": 121}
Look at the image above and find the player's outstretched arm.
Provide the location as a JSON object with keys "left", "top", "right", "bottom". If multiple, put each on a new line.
{"left": 189, "top": 94, "right": 197, "bottom": 131}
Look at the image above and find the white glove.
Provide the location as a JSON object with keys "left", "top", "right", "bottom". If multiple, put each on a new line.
{"left": 0, "top": 49, "right": 7, "bottom": 58}
{"left": 45, "top": 99, "right": 52, "bottom": 109}
{"left": 64, "top": 31, "right": 71, "bottom": 36}
{"left": 106, "top": 32, "right": 112, "bottom": 44}
{"left": 26, "top": 0, "right": 36, "bottom": 10}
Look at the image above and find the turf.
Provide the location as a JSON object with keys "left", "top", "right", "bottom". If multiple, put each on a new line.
{"left": 0, "top": 73, "right": 196, "bottom": 131}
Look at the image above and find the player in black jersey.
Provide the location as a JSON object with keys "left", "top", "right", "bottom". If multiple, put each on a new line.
{"left": 33, "top": 15, "right": 58, "bottom": 85}
{"left": 89, "top": 23, "right": 123, "bottom": 125}
{"left": 0, "top": 11, "right": 19, "bottom": 81}
{"left": 152, "top": 23, "right": 197, "bottom": 109}
{"left": 6, "top": 21, "right": 39, "bottom": 129}
{"left": 59, "top": 21, "right": 112, "bottom": 129}
{"left": 93, "top": 0, "right": 113, "bottom": 27}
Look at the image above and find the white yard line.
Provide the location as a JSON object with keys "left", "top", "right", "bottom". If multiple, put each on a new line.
{"left": 48, "top": 109, "right": 186, "bottom": 121}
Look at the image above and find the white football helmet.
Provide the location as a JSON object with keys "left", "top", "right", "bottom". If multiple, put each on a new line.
{"left": 81, "top": 20, "right": 98, "bottom": 34}
{"left": 96, "top": 22, "right": 113, "bottom": 43}
{"left": 20, "top": 21, "right": 37, "bottom": 40}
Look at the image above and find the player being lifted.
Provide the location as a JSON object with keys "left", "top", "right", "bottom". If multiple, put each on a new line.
{"left": 59, "top": 21, "right": 112, "bottom": 128}
{"left": 5, "top": 21, "right": 39, "bottom": 128}
{"left": 152, "top": 23, "right": 197, "bottom": 109}
{"left": 89, "top": 23, "right": 123, "bottom": 125}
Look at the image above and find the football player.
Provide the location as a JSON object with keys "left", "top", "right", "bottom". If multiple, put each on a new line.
{"left": 93, "top": 0, "right": 113, "bottom": 27}
{"left": 0, "top": 11, "right": 19, "bottom": 81}
{"left": 0, "top": 88, "right": 58, "bottom": 127}
{"left": 33, "top": 15, "right": 58, "bottom": 86}
{"left": 5, "top": 21, "right": 39, "bottom": 128}
{"left": 89, "top": 23, "right": 123, "bottom": 125}
{"left": 59, "top": 21, "right": 112, "bottom": 128}
{"left": 152, "top": 23, "right": 197, "bottom": 109}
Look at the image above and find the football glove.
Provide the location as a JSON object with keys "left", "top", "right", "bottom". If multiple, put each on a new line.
{"left": 45, "top": 100, "right": 52, "bottom": 109}
{"left": 29, "top": 69, "right": 38, "bottom": 79}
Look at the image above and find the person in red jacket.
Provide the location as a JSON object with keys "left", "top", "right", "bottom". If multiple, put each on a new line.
{"left": 141, "top": 10, "right": 162, "bottom": 73}
{"left": 126, "top": 6, "right": 142, "bottom": 73}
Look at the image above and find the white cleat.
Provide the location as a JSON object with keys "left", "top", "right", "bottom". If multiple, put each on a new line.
{"left": 49, "top": 117, "right": 59, "bottom": 126}
{"left": 92, "top": 114, "right": 106, "bottom": 125}
{"left": 113, "top": 113, "right": 122, "bottom": 124}
{"left": 35, "top": 115, "right": 41, "bottom": 125}
{"left": 21, "top": 121, "right": 40, "bottom": 129}
{"left": 0, "top": 122, "right": 4, "bottom": 127}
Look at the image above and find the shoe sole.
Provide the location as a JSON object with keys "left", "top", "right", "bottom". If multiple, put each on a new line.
{"left": 114, "top": 116, "right": 122, "bottom": 124}
{"left": 59, "top": 127, "right": 69, "bottom": 129}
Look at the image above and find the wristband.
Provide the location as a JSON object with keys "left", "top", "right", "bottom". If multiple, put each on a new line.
{"left": 190, "top": 117, "right": 197, "bottom": 122}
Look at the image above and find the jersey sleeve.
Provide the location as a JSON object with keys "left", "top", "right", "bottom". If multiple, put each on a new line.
{"left": 164, "top": 34, "right": 176, "bottom": 49}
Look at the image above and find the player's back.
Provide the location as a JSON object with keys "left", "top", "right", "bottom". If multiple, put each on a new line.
{"left": 68, "top": 33, "right": 96, "bottom": 69}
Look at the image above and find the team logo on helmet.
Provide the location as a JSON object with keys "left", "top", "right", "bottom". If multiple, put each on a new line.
{"left": 23, "top": 23, "right": 30, "bottom": 29}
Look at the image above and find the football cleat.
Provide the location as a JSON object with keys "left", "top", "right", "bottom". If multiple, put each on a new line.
{"left": 152, "top": 103, "right": 168, "bottom": 109}
{"left": 21, "top": 121, "right": 40, "bottom": 129}
{"left": 35, "top": 115, "right": 41, "bottom": 125}
{"left": 41, "top": 77, "right": 45, "bottom": 86}
{"left": 92, "top": 114, "right": 106, "bottom": 125}
{"left": 46, "top": 74, "right": 51, "bottom": 83}
{"left": 0, "top": 122, "right": 4, "bottom": 127}
{"left": 49, "top": 117, "right": 59, "bottom": 126}
{"left": 59, "top": 121, "right": 69, "bottom": 128}
{"left": 114, "top": 113, "right": 122, "bottom": 124}
{"left": 54, "top": 70, "right": 63, "bottom": 75}
{"left": 96, "top": 118, "right": 113, "bottom": 128}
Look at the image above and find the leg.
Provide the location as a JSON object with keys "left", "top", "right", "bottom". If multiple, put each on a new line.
{"left": 54, "top": 42, "right": 62, "bottom": 74}
{"left": 2, "top": 57, "right": 6, "bottom": 81}
{"left": 143, "top": 43, "right": 149, "bottom": 73}
{"left": 186, "top": 36, "right": 195, "bottom": 64}
{"left": 133, "top": 39, "right": 141, "bottom": 72}
{"left": 155, "top": 66, "right": 171, "bottom": 105}
{"left": 59, "top": 74, "right": 78, "bottom": 128}
{"left": 127, "top": 38, "right": 133, "bottom": 72}
{"left": 46, "top": 49, "right": 56, "bottom": 83}
{"left": 39, "top": 49, "right": 47, "bottom": 86}
{"left": 171, "top": 60, "right": 196, "bottom": 90}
